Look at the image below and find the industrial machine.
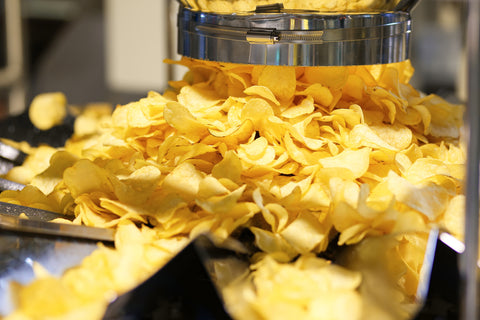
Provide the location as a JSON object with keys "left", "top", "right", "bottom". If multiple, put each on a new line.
{"left": 0, "top": 0, "right": 478, "bottom": 319}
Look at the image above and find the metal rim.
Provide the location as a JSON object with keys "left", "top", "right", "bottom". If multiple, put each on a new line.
{"left": 177, "top": 6, "right": 412, "bottom": 66}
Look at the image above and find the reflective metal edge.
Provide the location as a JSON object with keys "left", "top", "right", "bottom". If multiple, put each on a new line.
{"left": 0, "top": 201, "right": 70, "bottom": 222}
{"left": 0, "top": 213, "right": 115, "bottom": 242}
{"left": 462, "top": 0, "right": 480, "bottom": 317}
{"left": 177, "top": 6, "right": 412, "bottom": 66}
{"left": 0, "top": 178, "right": 24, "bottom": 191}
{"left": 0, "top": 201, "right": 115, "bottom": 242}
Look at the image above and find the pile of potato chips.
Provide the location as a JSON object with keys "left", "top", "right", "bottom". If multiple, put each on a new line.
{"left": 0, "top": 57, "right": 465, "bottom": 319}
{"left": 180, "top": 0, "right": 400, "bottom": 12}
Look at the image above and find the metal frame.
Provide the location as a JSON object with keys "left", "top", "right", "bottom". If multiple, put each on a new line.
{"left": 462, "top": 0, "right": 480, "bottom": 318}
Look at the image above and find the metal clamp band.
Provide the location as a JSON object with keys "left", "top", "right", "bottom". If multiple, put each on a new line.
{"left": 246, "top": 29, "right": 279, "bottom": 44}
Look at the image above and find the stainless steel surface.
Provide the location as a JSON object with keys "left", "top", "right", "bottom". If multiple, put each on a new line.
{"left": 416, "top": 228, "right": 440, "bottom": 303}
{"left": 0, "top": 213, "right": 115, "bottom": 242}
{"left": 0, "top": 178, "right": 24, "bottom": 191}
{"left": 0, "top": 231, "right": 101, "bottom": 316}
{"left": 394, "top": 0, "right": 421, "bottom": 12}
{"left": 0, "top": 201, "right": 115, "bottom": 242}
{"left": 0, "top": 141, "right": 27, "bottom": 175}
{"left": 0, "top": 201, "right": 70, "bottom": 221}
{"left": 0, "top": 141, "right": 26, "bottom": 164}
{"left": 462, "top": 0, "right": 480, "bottom": 318}
{"left": 0, "top": 202, "right": 114, "bottom": 316}
{"left": 177, "top": 6, "right": 412, "bottom": 66}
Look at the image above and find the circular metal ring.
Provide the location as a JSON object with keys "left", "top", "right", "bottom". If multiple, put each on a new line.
{"left": 177, "top": 6, "right": 412, "bottom": 66}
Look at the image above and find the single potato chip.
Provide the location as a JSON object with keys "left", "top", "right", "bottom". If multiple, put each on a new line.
{"left": 258, "top": 66, "right": 297, "bottom": 102}
{"left": 29, "top": 92, "right": 67, "bottom": 130}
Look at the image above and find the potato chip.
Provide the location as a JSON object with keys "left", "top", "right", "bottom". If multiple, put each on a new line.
{"left": 244, "top": 85, "right": 280, "bottom": 106}
{"left": 241, "top": 98, "right": 274, "bottom": 129}
{"left": 404, "top": 158, "right": 451, "bottom": 183}
{"left": 5, "top": 145, "right": 58, "bottom": 185}
{"left": 319, "top": 148, "right": 371, "bottom": 179}
{"left": 250, "top": 227, "right": 302, "bottom": 262}
{"left": 258, "top": 66, "right": 296, "bottom": 102}
{"left": 283, "top": 132, "right": 315, "bottom": 165}
{"left": 162, "top": 161, "right": 205, "bottom": 201}
{"left": 331, "top": 104, "right": 364, "bottom": 127}
{"left": 281, "top": 96, "right": 315, "bottom": 118}
{"left": 386, "top": 171, "right": 451, "bottom": 220}
{"left": 0, "top": 184, "right": 63, "bottom": 213}
{"left": 239, "top": 137, "right": 268, "bottom": 160}
{"left": 441, "top": 194, "right": 466, "bottom": 240}
{"left": 242, "top": 254, "right": 362, "bottom": 320}
{"left": 349, "top": 123, "right": 412, "bottom": 151}
{"left": 31, "top": 151, "right": 78, "bottom": 195}
{"left": 63, "top": 159, "right": 114, "bottom": 199}
{"left": 299, "top": 182, "right": 330, "bottom": 209}
{"left": 343, "top": 74, "right": 365, "bottom": 101}
{"left": 424, "top": 97, "right": 463, "bottom": 138}
{"left": 196, "top": 183, "right": 246, "bottom": 214}
{"left": 303, "top": 66, "right": 349, "bottom": 89}
{"left": 73, "top": 103, "right": 113, "bottom": 138}
{"left": 163, "top": 101, "right": 209, "bottom": 142}
{"left": 296, "top": 83, "right": 334, "bottom": 106}
{"left": 28, "top": 92, "right": 67, "bottom": 130}
{"left": 177, "top": 85, "right": 223, "bottom": 113}
{"left": 9, "top": 275, "right": 107, "bottom": 319}
{"left": 280, "top": 211, "right": 331, "bottom": 253}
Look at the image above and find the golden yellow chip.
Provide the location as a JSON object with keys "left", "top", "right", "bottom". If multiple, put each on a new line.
{"left": 28, "top": 92, "right": 67, "bottom": 130}
{"left": 318, "top": 148, "right": 371, "bottom": 179}
{"left": 244, "top": 85, "right": 280, "bottom": 106}
{"left": 257, "top": 66, "right": 297, "bottom": 102}
{"left": 297, "top": 83, "right": 334, "bottom": 106}
{"left": 303, "top": 66, "right": 349, "bottom": 89}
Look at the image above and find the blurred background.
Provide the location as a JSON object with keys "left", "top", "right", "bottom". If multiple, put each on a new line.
{"left": 0, "top": 0, "right": 468, "bottom": 121}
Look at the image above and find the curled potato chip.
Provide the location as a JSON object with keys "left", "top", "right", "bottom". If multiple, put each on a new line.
{"left": 31, "top": 151, "right": 78, "bottom": 195}
{"left": 343, "top": 74, "right": 365, "bottom": 101}
{"left": 258, "top": 66, "right": 296, "bottom": 102}
{"left": 281, "top": 96, "right": 315, "bottom": 118}
{"left": 29, "top": 92, "right": 67, "bottom": 130}
{"left": 386, "top": 171, "right": 451, "bottom": 220}
{"left": 265, "top": 202, "right": 289, "bottom": 232}
{"left": 318, "top": 148, "right": 371, "bottom": 179}
{"left": 250, "top": 227, "right": 300, "bottom": 262}
{"left": 349, "top": 123, "right": 412, "bottom": 151}
{"left": 241, "top": 98, "right": 274, "bottom": 129}
{"left": 164, "top": 101, "right": 209, "bottom": 141}
{"left": 162, "top": 162, "right": 204, "bottom": 201}
{"left": 5, "top": 145, "right": 58, "bottom": 185}
{"left": 280, "top": 211, "right": 331, "bottom": 253}
{"left": 178, "top": 85, "right": 223, "bottom": 113}
{"left": 297, "top": 83, "right": 334, "bottom": 106}
{"left": 244, "top": 85, "right": 280, "bottom": 106}
{"left": 212, "top": 150, "right": 243, "bottom": 183}
{"left": 63, "top": 160, "right": 114, "bottom": 198}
